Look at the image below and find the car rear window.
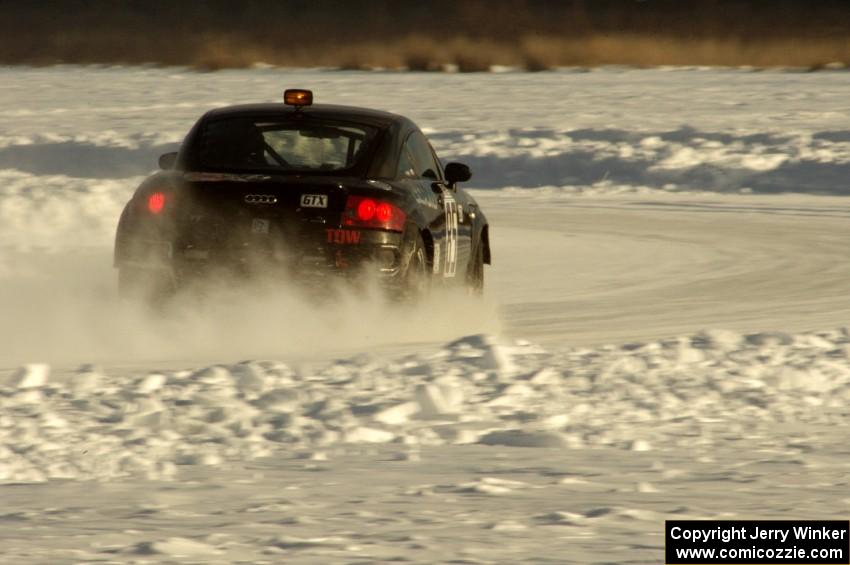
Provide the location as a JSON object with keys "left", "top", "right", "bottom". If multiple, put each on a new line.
{"left": 196, "top": 117, "right": 378, "bottom": 173}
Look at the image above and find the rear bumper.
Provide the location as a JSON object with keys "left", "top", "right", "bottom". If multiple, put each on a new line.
{"left": 117, "top": 228, "right": 407, "bottom": 282}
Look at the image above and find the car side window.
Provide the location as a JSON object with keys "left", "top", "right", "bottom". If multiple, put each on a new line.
{"left": 397, "top": 145, "right": 417, "bottom": 179}
{"left": 404, "top": 132, "right": 441, "bottom": 181}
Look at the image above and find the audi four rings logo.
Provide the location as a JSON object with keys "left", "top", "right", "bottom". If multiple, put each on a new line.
{"left": 244, "top": 194, "right": 278, "bottom": 204}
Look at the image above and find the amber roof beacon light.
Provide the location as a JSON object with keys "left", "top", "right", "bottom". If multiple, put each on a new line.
{"left": 284, "top": 89, "right": 313, "bottom": 107}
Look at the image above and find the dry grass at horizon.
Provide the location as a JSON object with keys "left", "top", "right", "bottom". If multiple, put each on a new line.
{"left": 158, "top": 35, "right": 850, "bottom": 72}
{"left": 4, "top": 1, "right": 850, "bottom": 71}
{"left": 11, "top": 34, "right": 850, "bottom": 72}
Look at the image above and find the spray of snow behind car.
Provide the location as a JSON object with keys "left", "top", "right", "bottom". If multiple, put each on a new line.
{"left": 0, "top": 241, "right": 500, "bottom": 367}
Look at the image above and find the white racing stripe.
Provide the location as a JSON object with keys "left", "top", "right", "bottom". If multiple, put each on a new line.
{"left": 442, "top": 192, "right": 459, "bottom": 277}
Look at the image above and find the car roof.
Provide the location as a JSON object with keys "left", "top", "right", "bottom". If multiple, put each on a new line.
{"left": 202, "top": 103, "right": 413, "bottom": 129}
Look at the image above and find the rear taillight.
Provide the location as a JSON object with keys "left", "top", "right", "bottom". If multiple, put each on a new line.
{"left": 343, "top": 196, "right": 406, "bottom": 231}
{"left": 147, "top": 192, "right": 166, "bottom": 214}
{"left": 357, "top": 198, "right": 376, "bottom": 221}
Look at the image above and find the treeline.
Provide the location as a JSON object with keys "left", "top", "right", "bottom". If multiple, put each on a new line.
{"left": 2, "top": 0, "right": 850, "bottom": 70}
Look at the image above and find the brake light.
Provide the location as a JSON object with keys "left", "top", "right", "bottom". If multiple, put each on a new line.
{"left": 147, "top": 192, "right": 166, "bottom": 214}
{"left": 357, "top": 198, "right": 376, "bottom": 221}
{"left": 343, "top": 196, "right": 405, "bottom": 231}
{"left": 375, "top": 202, "right": 392, "bottom": 222}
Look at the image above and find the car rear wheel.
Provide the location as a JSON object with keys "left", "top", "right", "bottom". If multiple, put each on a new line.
{"left": 399, "top": 233, "right": 429, "bottom": 301}
{"left": 118, "top": 266, "right": 176, "bottom": 304}
{"left": 466, "top": 239, "right": 484, "bottom": 294}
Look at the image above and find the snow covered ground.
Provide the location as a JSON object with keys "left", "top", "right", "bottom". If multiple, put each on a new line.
{"left": 2, "top": 66, "right": 850, "bottom": 563}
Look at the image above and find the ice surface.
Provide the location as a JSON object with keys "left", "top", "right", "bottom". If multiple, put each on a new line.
{"left": 2, "top": 66, "right": 850, "bottom": 562}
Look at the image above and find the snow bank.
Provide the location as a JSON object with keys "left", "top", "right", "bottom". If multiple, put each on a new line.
{"left": 0, "top": 170, "right": 140, "bottom": 248}
{"left": 432, "top": 128, "right": 850, "bottom": 193}
{"left": 3, "top": 126, "right": 850, "bottom": 249}
{"left": 3, "top": 328, "right": 849, "bottom": 483}
{"left": 2, "top": 67, "right": 850, "bottom": 249}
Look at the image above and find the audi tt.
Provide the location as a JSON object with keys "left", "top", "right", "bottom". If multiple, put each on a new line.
{"left": 114, "top": 89, "right": 490, "bottom": 301}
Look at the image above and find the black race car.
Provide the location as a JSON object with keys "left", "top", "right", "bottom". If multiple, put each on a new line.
{"left": 114, "top": 89, "right": 490, "bottom": 300}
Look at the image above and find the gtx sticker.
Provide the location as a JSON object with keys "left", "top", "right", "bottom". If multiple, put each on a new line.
{"left": 442, "top": 193, "right": 459, "bottom": 277}
{"left": 326, "top": 229, "right": 361, "bottom": 244}
{"left": 300, "top": 194, "right": 328, "bottom": 208}
{"left": 433, "top": 242, "right": 441, "bottom": 273}
{"left": 251, "top": 218, "right": 270, "bottom": 234}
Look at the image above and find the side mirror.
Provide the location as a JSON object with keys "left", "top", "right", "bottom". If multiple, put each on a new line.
{"left": 444, "top": 162, "right": 471, "bottom": 187}
{"left": 158, "top": 152, "right": 178, "bottom": 170}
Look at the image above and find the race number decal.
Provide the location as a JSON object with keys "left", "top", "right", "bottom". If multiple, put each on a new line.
{"left": 442, "top": 193, "right": 459, "bottom": 277}
{"left": 300, "top": 194, "right": 328, "bottom": 208}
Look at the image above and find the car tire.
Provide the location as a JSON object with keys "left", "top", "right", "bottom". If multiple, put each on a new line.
{"left": 118, "top": 266, "right": 176, "bottom": 304}
{"left": 399, "top": 233, "right": 429, "bottom": 301}
{"left": 466, "top": 239, "right": 484, "bottom": 294}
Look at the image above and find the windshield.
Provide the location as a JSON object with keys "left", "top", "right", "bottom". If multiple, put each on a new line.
{"left": 196, "top": 117, "right": 377, "bottom": 173}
